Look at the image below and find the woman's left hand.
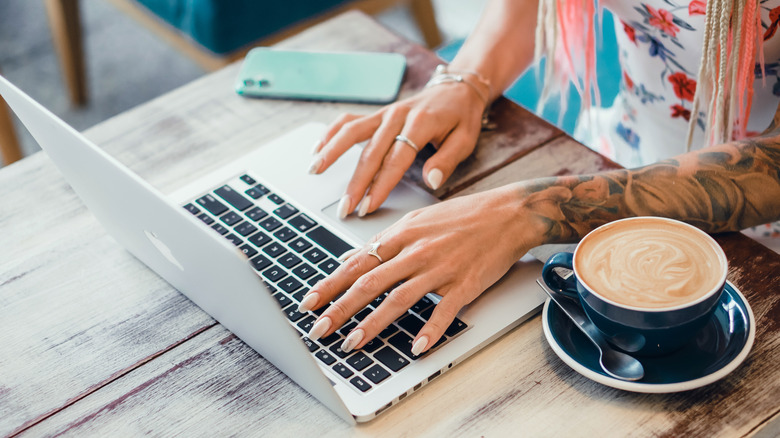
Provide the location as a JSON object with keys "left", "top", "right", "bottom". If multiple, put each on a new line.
{"left": 298, "top": 184, "right": 545, "bottom": 356}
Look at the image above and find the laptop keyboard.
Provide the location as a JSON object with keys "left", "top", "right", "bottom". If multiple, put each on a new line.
{"left": 183, "top": 173, "right": 468, "bottom": 393}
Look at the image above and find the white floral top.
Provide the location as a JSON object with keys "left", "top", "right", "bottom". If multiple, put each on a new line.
{"left": 575, "top": 0, "right": 780, "bottom": 250}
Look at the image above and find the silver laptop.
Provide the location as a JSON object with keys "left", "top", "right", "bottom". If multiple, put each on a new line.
{"left": 0, "top": 74, "right": 545, "bottom": 423}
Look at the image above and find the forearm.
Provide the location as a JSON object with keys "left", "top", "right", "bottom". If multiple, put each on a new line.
{"left": 448, "top": 0, "right": 539, "bottom": 102}
{"left": 515, "top": 132, "right": 780, "bottom": 245}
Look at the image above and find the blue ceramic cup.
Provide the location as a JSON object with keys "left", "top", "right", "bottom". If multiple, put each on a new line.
{"left": 542, "top": 217, "right": 728, "bottom": 356}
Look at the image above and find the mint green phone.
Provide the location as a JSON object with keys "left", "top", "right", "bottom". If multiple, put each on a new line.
{"left": 235, "top": 48, "right": 406, "bottom": 104}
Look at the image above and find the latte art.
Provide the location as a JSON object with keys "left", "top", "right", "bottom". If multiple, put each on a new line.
{"left": 575, "top": 218, "right": 726, "bottom": 309}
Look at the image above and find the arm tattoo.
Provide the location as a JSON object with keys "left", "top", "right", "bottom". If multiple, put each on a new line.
{"left": 519, "top": 118, "right": 780, "bottom": 244}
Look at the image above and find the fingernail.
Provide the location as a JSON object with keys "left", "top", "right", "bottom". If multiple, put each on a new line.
{"left": 308, "top": 156, "right": 323, "bottom": 174}
{"left": 357, "top": 195, "right": 371, "bottom": 217}
{"left": 298, "top": 292, "right": 319, "bottom": 313}
{"left": 337, "top": 194, "right": 352, "bottom": 219}
{"left": 337, "top": 248, "right": 360, "bottom": 262}
{"left": 340, "top": 329, "right": 364, "bottom": 353}
{"left": 427, "top": 168, "right": 443, "bottom": 190}
{"left": 308, "top": 316, "right": 331, "bottom": 341}
{"left": 411, "top": 336, "right": 428, "bottom": 356}
{"left": 312, "top": 140, "right": 322, "bottom": 155}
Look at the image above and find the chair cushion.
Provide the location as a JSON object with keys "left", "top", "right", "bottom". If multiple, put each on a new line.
{"left": 135, "top": 0, "right": 351, "bottom": 54}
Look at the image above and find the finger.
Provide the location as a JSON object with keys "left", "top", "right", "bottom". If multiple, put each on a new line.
{"left": 314, "top": 113, "right": 362, "bottom": 155}
{"left": 340, "top": 109, "right": 407, "bottom": 217}
{"left": 342, "top": 275, "right": 437, "bottom": 352}
{"left": 410, "top": 291, "right": 466, "bottom": 356}
{"left": 422, "top": 126, "right": 478, "bottom": 191}
{"left": 357, "top": 116, "right": 437, "bottom": 216}
{"left": 311, "top": 113, "right": 382, "bottom": 174}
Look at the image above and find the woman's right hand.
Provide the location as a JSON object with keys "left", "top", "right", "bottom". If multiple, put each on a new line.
{"left": 309, "top": 79, "right": 488, "bottom": 218}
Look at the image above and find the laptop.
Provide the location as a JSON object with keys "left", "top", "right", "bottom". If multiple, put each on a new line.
{"left": 0, "top": 74, "right": 545, "bottom": 423}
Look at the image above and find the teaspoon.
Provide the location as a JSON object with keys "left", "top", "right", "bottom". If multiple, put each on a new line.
{"left": 536, "top": 279, "right": 645, "bottom": 381}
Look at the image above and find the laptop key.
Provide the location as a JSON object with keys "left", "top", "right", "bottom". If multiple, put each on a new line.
{"left": 248, "top": 231, "right": 271, "bottom": 248}
{"left": 307, "top": 274, "right": 325, "bottom": 287}
{"left": 297, "top": 315, "right": 316, "bottom": 333}
{"left": 370, "top": 293, "right": 388, "bottom": 308}
{"left": 329, "top": 344, "right": 351, "bottom": 359}
{"left": 306, "top": 227, "right": 354, "bottom": 258}
{"left": 292, "top": 263, "right": 316, "bottom": 280}
{"left": 184, "top": 203, "right": 200, "bottom": 215}
{"left": 319, "top": 259, "right": 339, "bottom": 275}
{"left": 337, "top": 321, "right": 358, "bottom": 337}
{"left": 196, "top": 194, "right": 228, "bottom": 216}
{"left": 289, "top": 237, "right": 312, "bottom": 253}
{"left": 445, "top": 318, "right": 468, "bottom": 337}
{"left": 259, "top": 216, "right": 282, "bottom": 232}
{"left": 273, "top": 204, "right": 298, "bottom": 219}
{"left": 362, "top": 337, "right": 384, "bottom": 354}
{"left": 262, "top": 243, "right": 286, "bottom": 258}
{"left": 246, "top": 206, "right": 268, "bottom": 221}
{"left": 388, "top": 332, "right": 417, "bottom": 359}
{"left": 346, "top": 352, "right": 373, "bottom": 371}
{"left": 379, "top": 324, "right": 399, "bottom": 339}
{"left": 315, "top": 350, "right": 336, "bottom": 365}
{"left": 215, "top": 185, "right": 253, "bottom": 211}
{"left": 274, "top": 226, "right": 296, "bottom": 242}
{"left": 355, "top": 308, "right": 372, "bottom": 322}
{"left": 350, "top": 376, "right": 371, "bottom": 392}
{"left": 278, "top": 276, "right": 303, "bottom": 294}
{"left": 373, "top": 346, "right": 409, "bottom": 372}
{"left": 319, "top": 332, "right": 341, "bottom": 346}
{"left": 240, "top": 174, "right": 256, "bottom": 185}
{"left": 363, "top": 364, "right": 391, "bottom": 384}
{"left": 302, "top": 337, "right": 319, "bottom": 352}
{"left": 262, "top": 265, "right": 286, "bottom": 282}
{"left": 239, "top": 244, "right": 257, "bottom": 258}
{"left": 273, "top": 293, "right": 292, "bottom": 309}
{"left": 211, "top": 223, "right": 228, "bottom": 235}
{"left": 288, "top": 213, "right": 317, "bottom": 232}
{"left": 333, "top": 363, "right": 354, "bottom": 379}
{"left": 268, "top": 194, "right": 285, "bottom": 205}
{"left": 279, "top": 253, "right": 301, "bottom": 269}
{"left": 432, "top": 335, "right": 447, "bottom": 349}
{"left": 220, "top": 211, "right": 242, "bottom": 226}
{"left": 235, "top": 222, "right": 258, "bottom": 237}
{"left": 197, "top": 213, "right": 214, "bottom": 225}
{"left": 304, "top": 248, "right": 327, "bottom": 264}
{"left": 285, "top": 307, "right": 306, "bottom": 322}
{"left": 250, "top": 254, "right": 272, "bottom": 271}
{"left": 225, "top": 234, "right": 243, "bottom": 246}
{"left": 245, "top": 186, "right": 268, "bottom": 199}
{"left": 411, "top": 296, "right": 434, "bottom": 315}
{"left": 292, "top": 288, "right": 309, "bottom": 303}
{"left": 419, "top": 306, "right": 434, "bottom": 320}
{"left": 398, "top": 313, "right": 426, "bottom": 336}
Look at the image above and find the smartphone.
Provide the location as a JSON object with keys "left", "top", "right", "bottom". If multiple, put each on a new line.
{"left": 235, "top": 48, "right": 406, "bottom": 104}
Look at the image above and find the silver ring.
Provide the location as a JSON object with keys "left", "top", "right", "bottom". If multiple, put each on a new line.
{"left": 367, "top": 241, "right": 384, "bottom": 263}
{"left": 395, "top": 134, "right": 420, "bottom": 153}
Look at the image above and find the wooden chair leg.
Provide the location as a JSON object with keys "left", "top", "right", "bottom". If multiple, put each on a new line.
{"left": 409, "top": 0, "right": 442, "bottom": 49}
{"left": 45, "top": 0, "right": 88, "bottom": 106}
{"left": 0, "top": 96, "right": 23, "bottom": 165}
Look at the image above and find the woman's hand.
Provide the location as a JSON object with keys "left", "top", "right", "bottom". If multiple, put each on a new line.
{"left": 297, "top": 184, "right": 545, "bottom": 356}
{"left": 309, "top": 81, "right": 487, "bottom": 218}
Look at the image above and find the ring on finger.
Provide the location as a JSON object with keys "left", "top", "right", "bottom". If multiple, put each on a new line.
{"left": 367, "top": 241, "right": 384, "bottom": 263}
{"left": 395, "top": 134, "right": 420, "bottom": 153}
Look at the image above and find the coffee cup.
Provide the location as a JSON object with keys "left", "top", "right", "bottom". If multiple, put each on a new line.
{"left": 541, "top": 216, "right": 728, "bottom": 356}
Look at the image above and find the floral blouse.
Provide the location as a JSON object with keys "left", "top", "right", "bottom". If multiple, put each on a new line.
{"left": 575, "top": 0, "right": 780, "bottom": 250}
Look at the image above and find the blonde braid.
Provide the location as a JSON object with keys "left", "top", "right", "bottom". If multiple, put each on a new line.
{"left": 727, "top": 0, "right": 744, "bottom": 140}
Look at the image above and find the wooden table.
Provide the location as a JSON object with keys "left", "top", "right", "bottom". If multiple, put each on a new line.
{"left": 1, "top": 12, "right": 778, "bottom": 437}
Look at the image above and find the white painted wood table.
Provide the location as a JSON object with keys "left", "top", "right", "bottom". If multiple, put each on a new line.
{"left": 1, "top": 11, "right": 779, "bottom": 437}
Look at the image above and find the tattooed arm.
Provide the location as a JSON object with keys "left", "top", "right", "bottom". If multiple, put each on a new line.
{"left": 300, "top": 108, "right": 780, "bottom": 356}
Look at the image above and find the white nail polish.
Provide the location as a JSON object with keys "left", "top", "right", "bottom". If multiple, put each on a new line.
{"left": 308, "top": 317, "right": 331, "bottom": 341}
{"left": 337, "top": 248, "right": 360, "bottom": 262}
{"left": 340, "top": 329, "right": 364, "bottom": 353}
{"left": 297, "top": 292, "right": 319, "bottom": 313}
{"left": 308, "top": 156, "right": 323, "bottom": 174}
{"left": 357, "top": 195, "right": 371, "bottom": 217}
{"left": 427, "top": 168, "right": 443, "bottom": 190}
{"left": 337, "top": 194, "right": 352, "bottom": 219}
{"left": 411, "top": 336, "right": 429, "bottom": 356}
{"left": 312, "top": 140, "right": 322, "bottom": 155}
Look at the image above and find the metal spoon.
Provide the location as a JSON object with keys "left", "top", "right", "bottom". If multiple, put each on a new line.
{"left": 536, "top": 279, "right": 645, "bottom": 381}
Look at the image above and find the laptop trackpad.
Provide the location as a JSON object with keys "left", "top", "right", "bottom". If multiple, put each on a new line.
{"left": 320, "top": 180, "right": 438, "bottom": 243}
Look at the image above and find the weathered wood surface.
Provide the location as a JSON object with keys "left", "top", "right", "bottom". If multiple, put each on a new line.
{"left": 0, "top": 10, "right": 778, "bottom": 438}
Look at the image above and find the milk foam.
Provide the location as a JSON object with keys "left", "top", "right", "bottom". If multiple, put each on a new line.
{"left": 575, "top": 218, "right": 726, "bottom": 309}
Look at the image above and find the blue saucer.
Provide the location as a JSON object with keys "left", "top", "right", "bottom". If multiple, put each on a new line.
{"left": 542, "top": 281, "right": 755, "bottom": 393}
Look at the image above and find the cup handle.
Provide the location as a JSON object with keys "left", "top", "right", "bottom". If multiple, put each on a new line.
{"left": 541, "top": 252, "right": 579, "bottom": 299}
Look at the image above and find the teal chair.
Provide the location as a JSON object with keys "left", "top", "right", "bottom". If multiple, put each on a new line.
{"left": 437, "top": 11, "right": 620, "bottom": 135}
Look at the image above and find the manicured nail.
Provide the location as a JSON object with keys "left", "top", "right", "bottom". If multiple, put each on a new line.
{"left": 427, "top": 168, "right": 443, "bottom": 190}
{"left": 337, "top": 194, "right": 352, "bottom": 219}
{"left": 297, "top": 292, "right": 319, "bottom": 313}
{"left": 312, "top": 140, "right": 322, "bottom": 155}
{"left": 411, "top": 336, "right": 428, "bottom": 356}
{"left": 341, "top": 329, "right": 365, "bottom": 353}
{"left": 308, "top": 316, "right": 331, "bottom": 341}
{"left": 357, "top": 195, "right": 371, "bottom": 217}
{"left": 337, "top": 248, "right": 360, "bottom": 262}
{"left": 308, "top": 156, "right": 323, "bottom": 174}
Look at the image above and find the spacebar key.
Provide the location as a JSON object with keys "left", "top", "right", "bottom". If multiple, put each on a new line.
{"left": 306, "top": 227, "right": 353, "bottom": 258}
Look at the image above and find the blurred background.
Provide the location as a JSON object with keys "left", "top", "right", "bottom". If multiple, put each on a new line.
{"left": 0, "top": 0, "right": 487, "bottom": 167}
